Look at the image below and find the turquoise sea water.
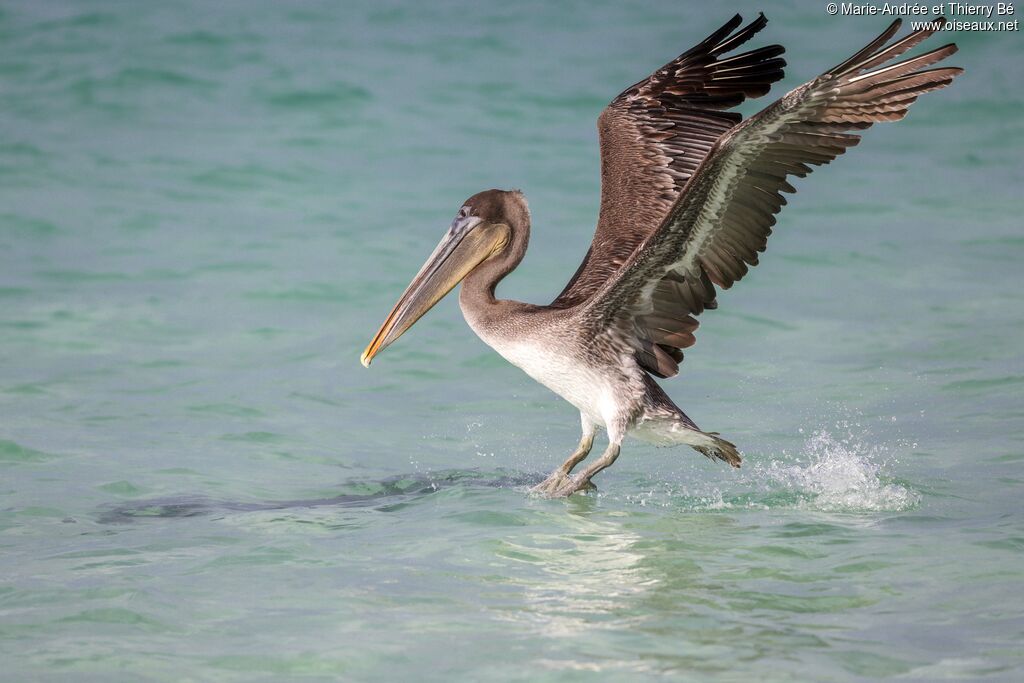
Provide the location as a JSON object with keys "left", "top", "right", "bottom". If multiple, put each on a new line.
{"left": 2, "top": 1, "right": 1022, "bottom": 680}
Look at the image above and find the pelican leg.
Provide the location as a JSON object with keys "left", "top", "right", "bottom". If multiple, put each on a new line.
{"left": 531, "top": 418, "right": 595, "bottom": 496}
{"left": 551, "top": 441, "right": 621, "bottom": 497}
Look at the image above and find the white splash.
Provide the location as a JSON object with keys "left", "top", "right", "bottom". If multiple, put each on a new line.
{"left": 757, "top": 425, "right": 919, "bottom": 512}
{"left": 623, "top": 420, "right": 921, "bottom": 512}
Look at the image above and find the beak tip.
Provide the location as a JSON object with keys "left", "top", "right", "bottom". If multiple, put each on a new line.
{"left": 360, "top": 352, "right": 372, "bottom": 368}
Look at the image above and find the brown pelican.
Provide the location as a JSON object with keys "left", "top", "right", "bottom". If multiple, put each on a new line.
{"left": 360, "top": 15, "right": 960, "bottom": 497}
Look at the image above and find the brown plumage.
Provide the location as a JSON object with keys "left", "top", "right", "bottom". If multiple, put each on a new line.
{"left": 553, "top": 14, "right": 786, "bottom": 312}
{"left": 577, "top": 17, "right": 961, "bottom": 382}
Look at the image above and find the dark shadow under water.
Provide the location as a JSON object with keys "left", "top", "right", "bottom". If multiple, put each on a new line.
{"left": 97, "top": 469, "right": 539, "bottom": 524}
{"left": 98, "top": 429, "right": 919, "bottom": 523}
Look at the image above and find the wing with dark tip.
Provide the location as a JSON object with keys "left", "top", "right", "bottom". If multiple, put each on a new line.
{"left": 581, "top": 18, "right": 961, "bottom": 379}
{"left": 552, "top": 13, "right": 786, "bottom": 309}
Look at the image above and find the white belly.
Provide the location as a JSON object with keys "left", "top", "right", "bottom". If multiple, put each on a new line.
{"left": 461, "top": 303, "right": 644, "bottom": 429}
{"left": 481, "top": 334, "right": 628, "bottom": 428}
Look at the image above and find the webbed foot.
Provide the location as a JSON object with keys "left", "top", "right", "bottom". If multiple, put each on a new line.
{"left": 549, "top": 476, "right": 597, "bottom": 498}
{"left": 530, "top": 470, "right": 570, "bottom": 497}
{"left": 531, "top": 472, "right": 597, "bottom": 498}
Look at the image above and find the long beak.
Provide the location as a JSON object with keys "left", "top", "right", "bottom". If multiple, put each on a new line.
{"left": 360, "top": 219, "right": 507, "bottom": 367}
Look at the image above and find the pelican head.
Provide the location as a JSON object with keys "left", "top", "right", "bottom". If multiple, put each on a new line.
{"left": 360, "top": 189, "right": 526, "bottom": 367}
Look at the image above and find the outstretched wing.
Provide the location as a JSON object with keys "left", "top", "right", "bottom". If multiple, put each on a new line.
{"left": 551, "top": 13, "right": 785, "bottom": 308}
{"left": 582, "top": 18, "right": 961, "bottom": 378}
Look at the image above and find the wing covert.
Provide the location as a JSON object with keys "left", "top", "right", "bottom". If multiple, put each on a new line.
{"left": 552, "top": 14, "right": 786, "bottom": 308}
